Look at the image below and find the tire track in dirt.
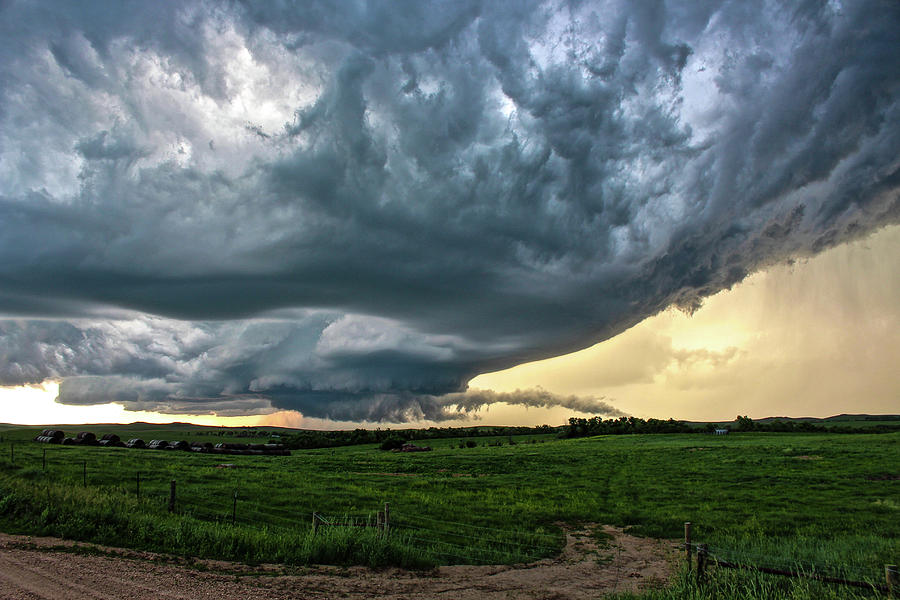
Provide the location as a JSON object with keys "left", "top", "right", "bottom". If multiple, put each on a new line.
{"left": 0, "top": 550, "right": 198, "bottom": 600}
{"left": 0, "top": 552, "right": 119, "bottom": 599}
{"left": 0, "top": 526, "right": 675, "bottom": 600}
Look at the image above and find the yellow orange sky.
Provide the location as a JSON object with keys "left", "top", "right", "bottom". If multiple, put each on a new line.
{"left": 472, "top": 224, "right": 900, "bottom": 421}
{"left": 2, "top": 225, "right": 898, "bottom": 427}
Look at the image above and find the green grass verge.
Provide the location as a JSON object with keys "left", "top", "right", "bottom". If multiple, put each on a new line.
{"left": 0, "top": 428, "right": 897, "bottom": 598}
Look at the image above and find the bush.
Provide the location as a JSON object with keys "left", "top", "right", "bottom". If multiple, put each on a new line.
{"left": 379, "top": 436, "right": 406, "bottom": 451}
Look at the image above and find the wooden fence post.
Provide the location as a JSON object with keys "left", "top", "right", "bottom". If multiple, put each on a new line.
{"left": 168, "top": 480, "right": 176, "bottom": 512}
{"left": 887, "top": 564, "right": 898, "bottom": 596}
{"left": 696, "top": 544, "right": 708, "bottom": 586}
{"left": 376, "top": 511, "right": 384, "bottom": 530}
{"left": 384, "top": 502, "right": 390, "bottom": 534}
{"left": 684, "top": 522, "right": 692, "bottom": 571}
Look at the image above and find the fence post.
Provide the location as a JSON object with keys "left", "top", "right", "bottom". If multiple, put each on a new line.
{"left": 887, "top": 564, "right": 898, "bottom": 596}
{"left": 168, "top": 480, "right": 176, "bottom": 512}
{"left": 376, "top": 510, "right": 384, "bottom": 530}
{"left": 684, "top": 522, "right": 692, "bottom": 571}
{"left": 82, "top": 460, "right": 87, "bottom": 487}
{"left": 696, "top": 544, "right": 708, "bottom": 586}
{"left": 312, "top": 512, "right": 319, "bottom": 534}
{"left": 232, "top": 490, "right": 237, "bottom": 526}
{"left": 384, "top": 502, "right": 390, "bottom": 535}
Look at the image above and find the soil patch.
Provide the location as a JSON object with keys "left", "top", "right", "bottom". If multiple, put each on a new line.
{"left": 0, "top": 525, "right": 675, "bottom": 599}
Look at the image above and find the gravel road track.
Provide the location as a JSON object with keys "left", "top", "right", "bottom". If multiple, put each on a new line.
{"left": 0, "top": 526, "right": 674, "bottom": 599}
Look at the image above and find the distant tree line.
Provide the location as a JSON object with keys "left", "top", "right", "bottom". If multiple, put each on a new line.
{"left": 278, "top": 424, "right": 560, "bottom": 450}
{"left": 721, "top": 415, "right": 900, "bottom": 434}
{"left": 562, "top": 416, "right": 694, "bottom": 437}
{"left": 227, "top": 416, "right": 900, "bottom": 448}
{"left": 561, "top": 415, "right": 900, "bottom": 438}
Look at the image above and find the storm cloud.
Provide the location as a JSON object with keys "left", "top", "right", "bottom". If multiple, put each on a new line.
{"left": 0, "top": 0, "right": 897, "bottom": 421}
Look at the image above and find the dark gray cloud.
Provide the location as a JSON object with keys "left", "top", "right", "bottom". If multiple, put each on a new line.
{"left": 0, "top": 0, "right": 897, "bottom": 421}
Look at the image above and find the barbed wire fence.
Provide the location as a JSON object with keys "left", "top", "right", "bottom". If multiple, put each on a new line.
{"left": 0, "top": 442, "right": 565, "bottom": 564}
{"left": 682, "top": 522, "right": 897, "bottom": 595}
{"left": 2, "top": 442, "right": 896, "bottom": 583}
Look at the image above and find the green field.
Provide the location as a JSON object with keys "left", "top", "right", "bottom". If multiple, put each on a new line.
{"left": 0, "top": 425, "right": 897, "bottom": 599}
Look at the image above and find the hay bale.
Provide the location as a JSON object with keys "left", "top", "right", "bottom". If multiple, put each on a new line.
{"left": 100, "top": 433, "right": 120, "bottom": 443}
{"left": 169, "top": 440, "right": 190, "bottom": 451}
{"left": 98, "top": 439, "right": 125, "bottom": 447}
{"left": 147, "top": 439, "right": 168, "bottom": 450}
{"left": 125, "top": 438, "right": 146, "bottom": 449}
{"left": 43, "top": 430, "right": 65, "bottom": 441}
{"left": 76, "top": 432, "right": 98, "bottom": 445}
{"left": 62, "top": 437, "right": 76, "bottom": 445}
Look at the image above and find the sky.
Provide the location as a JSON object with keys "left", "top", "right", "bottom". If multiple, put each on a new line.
{"left": 0, "top": 1, "right": 898, "bottom": 428}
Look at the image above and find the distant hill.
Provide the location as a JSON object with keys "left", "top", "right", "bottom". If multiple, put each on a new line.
{"left": 688, "top": 414, "right": 900, "bottom": 428}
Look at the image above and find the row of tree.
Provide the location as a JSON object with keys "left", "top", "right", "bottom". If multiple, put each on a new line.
{"left": 561, "top": 415, "right": 900, "bottom": 438}
{"left": 278, "top": 424, "right": 560, "bottom": 450}
{"left": 562, "top": 416, "right": 695, "bottom": 437}
{"left": 274, "top": 415, "right": 900, "bottom": 448}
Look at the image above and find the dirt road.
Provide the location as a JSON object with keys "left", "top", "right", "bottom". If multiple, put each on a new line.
{"left": 0, "top": 526, "right": 674, "bottom": 599}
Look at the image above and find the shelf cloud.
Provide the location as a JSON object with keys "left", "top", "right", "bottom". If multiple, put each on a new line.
{"left": 0, "top": 0, "right": 897, "bottom": 421}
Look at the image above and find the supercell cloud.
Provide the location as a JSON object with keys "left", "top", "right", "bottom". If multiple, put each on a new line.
{"left": 0, "top": 0, "right": 898, "bottom": 421}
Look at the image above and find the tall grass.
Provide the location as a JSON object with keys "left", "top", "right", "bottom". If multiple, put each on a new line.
{"left": 610, "top": 565, "right": 891, "bottom": 600}
{"left": 0, "top": 429, "right": 897, "bottom": 600}
{"left": 0, "top": 472, "right": 432, "bottom": 568}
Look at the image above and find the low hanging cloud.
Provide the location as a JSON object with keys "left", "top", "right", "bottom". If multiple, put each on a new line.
{"left": 0, "top": 1, "right": 898, "bottom": 421}
{"left": 440, "top": 388, "right": 626, "bottom": 418}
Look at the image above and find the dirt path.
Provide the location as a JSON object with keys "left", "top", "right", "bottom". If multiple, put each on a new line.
{"left": 0, "top": 526, "right": 675, "bottom": 599}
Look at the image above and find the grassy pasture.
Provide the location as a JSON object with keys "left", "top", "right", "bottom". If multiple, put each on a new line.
{"left": 0, "top": 426, "right": 897, "bottom": 598}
